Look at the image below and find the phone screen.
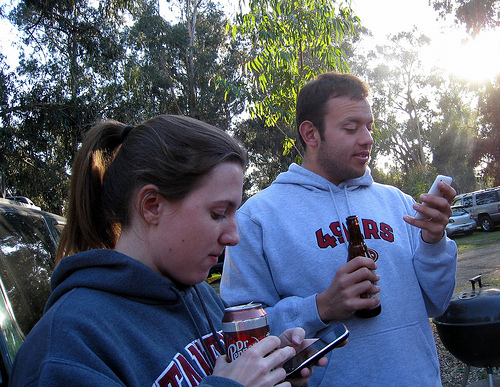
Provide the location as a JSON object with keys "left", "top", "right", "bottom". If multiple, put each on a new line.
{"left": 283, "top": 324, "right": 349, "bottom": 378}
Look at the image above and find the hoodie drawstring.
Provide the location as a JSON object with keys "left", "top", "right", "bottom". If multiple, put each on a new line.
{"left": 329, "top": 185, "right": 354, "bottom": 254}
{"left": 194, "top": 285, "right": 226, "bottom": 356}
{"left": 171, "top": 285, "right": 225, "bottom": 369}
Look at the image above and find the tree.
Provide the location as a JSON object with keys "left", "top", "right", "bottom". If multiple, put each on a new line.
{"left": 103, "top": 0, "right": 247, "bottom": 128}
{"left": 429, "top": 77, "right": 479, "bottom": 193}
{"left": 473, "top": 76, "right": 500, "bottom": 186}
{"left": 347, "top": 27, "right": 481, "bottom": 197}
{"left": 1, "top": 0, "right": 134, "bottom": 213}
{"left": 431, "top": 0, "right": 500, "bottom": 36}
{"left": 365, "top": 29, "right": 434, "bottom": 174}
{"left": 225, "top": 0, "right": 359, "bottom": 192}
{"left": 1, "top": 0, "right": 246, "bottom": 212}
{"left": 431, "top": 0, "right": 500, "bottom": 188}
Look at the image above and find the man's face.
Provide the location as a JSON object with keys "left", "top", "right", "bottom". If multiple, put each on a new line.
{"left": 316, "top": 96, "right": 374, "bottom": 185}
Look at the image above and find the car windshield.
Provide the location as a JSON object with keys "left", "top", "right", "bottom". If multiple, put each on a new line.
{"left": 0, "top": 210, "right": 56, "bottom": 337}
{"left": 451, "top": 208, "right": 467, "bottom": 217}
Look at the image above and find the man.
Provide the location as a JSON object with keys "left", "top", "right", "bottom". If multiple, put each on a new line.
{"left": 220, "top": 72, "right": 457, "bottom": 386}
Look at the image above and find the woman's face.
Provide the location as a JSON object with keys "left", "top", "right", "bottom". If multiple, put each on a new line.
{"left": 148, "top": 161, "right": 244, "bottom": 285}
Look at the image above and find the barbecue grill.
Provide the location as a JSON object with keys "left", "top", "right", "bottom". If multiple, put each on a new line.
{"left": 433, "top": 275, "right": 500, "bottom": 387}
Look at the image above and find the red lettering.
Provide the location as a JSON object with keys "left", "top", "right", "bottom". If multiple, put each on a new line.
{"left": 175, "top": 355, "right": 203, "bottom": 386}
{"left": 187, "top": 342, "right": 212, "bottom": 376}
{"left": 157, "top": 362, "right": 184, "bottom": 387}
{"left": 362, "top": 219, "right": 380, "bottom": 240}
{"left": 330, "top": 222, "right": 345, "bottom": 244}
{"left": 316, "top": 228, "right": 337, "bottom": 248}
{"left": 202, "top": 332, "right": 223, "bottom": 363}
{"left": 380, "top": 223, "right": 394, "bottom": 242}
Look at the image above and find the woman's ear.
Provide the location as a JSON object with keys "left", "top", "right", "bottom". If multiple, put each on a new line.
{"left": 135, "top": 184, "right": 163, "bottom": 225}
{"left": 299, "top": 121, "right": 320, "bottom": 149}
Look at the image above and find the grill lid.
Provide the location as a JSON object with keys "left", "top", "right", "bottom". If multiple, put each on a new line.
{"left": 433, "top": 275, "right": 500, "bottom": 325}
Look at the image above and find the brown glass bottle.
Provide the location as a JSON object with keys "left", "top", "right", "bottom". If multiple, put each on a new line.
{"left": 346, "top": 215, "right": 381, "bottom": 318}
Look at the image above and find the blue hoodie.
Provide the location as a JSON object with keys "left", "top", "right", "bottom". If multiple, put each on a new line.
{"left": 221, "top": 164, "right": 457, "bottom": 387}
{"left": 10, "top": 250, "right": 241, "bottom": 387}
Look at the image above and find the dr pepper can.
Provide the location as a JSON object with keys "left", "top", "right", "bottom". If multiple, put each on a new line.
{"left": 222, "top": 303, "right": 270, "bottom": 362}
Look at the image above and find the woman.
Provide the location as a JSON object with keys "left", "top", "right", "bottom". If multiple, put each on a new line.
{"left": 10, "top": 115, "right": 319, "bottom": 386}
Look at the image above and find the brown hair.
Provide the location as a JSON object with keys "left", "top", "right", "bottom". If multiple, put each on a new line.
{"left": 56, "top": 115, "right": 246, "bottom": 262}
{"left": 296, "top": 72, "right": 370, "bottom": 148}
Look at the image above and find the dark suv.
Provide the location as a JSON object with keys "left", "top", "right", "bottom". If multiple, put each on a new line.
{"left": 0, "top": 198, "right": 65, "bottom": 384}
{"left": 452, "top": 187, "right": 500, "bottom": 231}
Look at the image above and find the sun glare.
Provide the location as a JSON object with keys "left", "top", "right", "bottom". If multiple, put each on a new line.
{"left": 436, "top": 30, "right": 500, "bottom": 83}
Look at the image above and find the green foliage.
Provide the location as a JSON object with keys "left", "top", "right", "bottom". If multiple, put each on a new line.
{"left": 2, "top": 0, "right": 129, "bottom": 213}
{"left": 233, "top": 117, "right": 296, "bottom": 199}
{"left": 1, "top": 0, "right": 496, "bottom": 212}
{"left": 230, "top": 0, "right": 358, "bottom": 159}
{"left": 1, "top": 0, "right": 248, "bottom": 212}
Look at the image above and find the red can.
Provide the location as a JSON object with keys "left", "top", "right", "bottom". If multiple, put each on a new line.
{"left": 222, "top": 303, "right": 270, "bottom": 362}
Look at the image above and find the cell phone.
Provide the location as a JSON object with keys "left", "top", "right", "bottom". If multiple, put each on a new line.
{"left": 283, "top": 324, "right": 349, "bottom": 378}
{"left": 414, "top": 175, "right": 453, "bottom": 220}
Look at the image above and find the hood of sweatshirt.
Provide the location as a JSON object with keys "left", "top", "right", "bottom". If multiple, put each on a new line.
{"left": 273, "top": 163, "right": 373, "bottom": 191}
{"left": 47, "top": 249, "right": 226, "bottom": 366}
{"left": 271, "top": 163, "right": 374, "bottom": 221}
{"left": 47, "top": 249, "right": 184, "bottom": 310}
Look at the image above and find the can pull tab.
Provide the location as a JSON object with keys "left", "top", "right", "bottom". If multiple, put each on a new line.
{"left": 469, "top": 275, "right": 483, "bottom": 290}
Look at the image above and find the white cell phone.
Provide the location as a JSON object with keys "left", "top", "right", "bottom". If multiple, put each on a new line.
{"left": 283, "top": 324, "right": 349, "bottom": 378}
{"left": 414, "top": 175, "right": 453, "bottom": 220}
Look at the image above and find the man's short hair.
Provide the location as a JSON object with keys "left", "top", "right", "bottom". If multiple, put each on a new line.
{"left": 296, "top": 72, "right": 370, "bottom": 149}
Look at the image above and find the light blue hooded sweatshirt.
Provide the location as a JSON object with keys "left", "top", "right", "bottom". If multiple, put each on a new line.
{"left": 221, "top": 164, "right": 457, "bottom": 387}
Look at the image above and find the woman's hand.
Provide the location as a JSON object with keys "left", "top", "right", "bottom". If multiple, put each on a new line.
{"left": 213, "top": 335, "right": 295, "bottom": 387}
{"left": 278, "top": 328, "right": 329, "bottom": 387}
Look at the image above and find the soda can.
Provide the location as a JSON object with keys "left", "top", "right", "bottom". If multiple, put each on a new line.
{"left": 222, "top": 303, "right": 270, "bottom": 362}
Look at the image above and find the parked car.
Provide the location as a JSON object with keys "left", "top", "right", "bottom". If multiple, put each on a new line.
{"left": 445, "top": 206, "right": 477, "bottom": 237}
{"left": 0, "top": 198, "right": 65, "bottom": 385}
{"left": 452, "top": 187, "right": 500, "bottom": 232}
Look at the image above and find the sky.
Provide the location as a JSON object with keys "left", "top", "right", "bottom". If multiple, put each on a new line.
{"left": 351, "top": 0, "right": 500, "bottom": 83}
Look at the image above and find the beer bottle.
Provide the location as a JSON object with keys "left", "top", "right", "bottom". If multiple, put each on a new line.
{"left": 346, "top": 215, "right": 381, "bottom": 318}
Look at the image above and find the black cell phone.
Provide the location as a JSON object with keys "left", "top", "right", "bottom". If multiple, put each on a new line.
{"left": 283, "top": 323, "right": 349, "bottom": 378}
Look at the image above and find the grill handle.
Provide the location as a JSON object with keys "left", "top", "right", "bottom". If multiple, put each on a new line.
{"left": 469, "top": 275, "right": 483, "bottom": 290}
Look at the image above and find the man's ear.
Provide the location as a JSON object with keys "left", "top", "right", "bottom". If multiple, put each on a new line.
{"left": 135, "top": 184, "right": 162, "bottom": 225}
{"left": 299, "top": 121, "right": 320, "bottom": 149}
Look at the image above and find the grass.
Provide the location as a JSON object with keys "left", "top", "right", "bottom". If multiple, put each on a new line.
{"left": 452, "top": 227, "right": 500, "bottom": 252}
{"left": 451, "top": 227, "right": 500, "bottom": 288}
{"left": 206, "top": 273, "right": 222, "bottom": 284}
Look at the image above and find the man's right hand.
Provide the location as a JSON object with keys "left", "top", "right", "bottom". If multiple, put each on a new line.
{"left": 315, "top": 256, "right": 380, "bottom": 321}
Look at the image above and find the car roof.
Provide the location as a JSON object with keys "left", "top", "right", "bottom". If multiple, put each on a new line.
{"left": 0, "top": 198, "right": 65, "bottom": 223}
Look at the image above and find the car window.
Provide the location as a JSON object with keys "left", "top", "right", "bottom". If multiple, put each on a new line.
{"left": 475, "top": 191, "right": 498, "bottom": 205}
{"left": 462, "top": 196, "right": 473, "bottom": 208}
{"left": 0, "top": 210, "right": 56, "bottom": 337}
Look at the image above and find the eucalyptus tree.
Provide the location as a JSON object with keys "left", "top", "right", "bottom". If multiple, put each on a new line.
{"left": 1, "top": 0, "right": 139, "bottom": 213}
{"left": 121, "top": 0, "right": 247, "bottom": 129}
{"left": 366, "top": 29, "right": 434, "bottom": 175}
{"left": 473, "top": 76, "right": 500, "bottom": 186}
{"left": 428, "top": 77, "right": 479, "bottom": 193}
{"left": 1, "top": 0, "right": 246, "bottom": 212}
{"left": 225, "top": 0, "right": 359, "bottom": 190}
{"left": 350, "top": 28, "right": 480, "bottom": 198}
{"left": 431, "top": 0, "right": 500, "bottom": 187}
